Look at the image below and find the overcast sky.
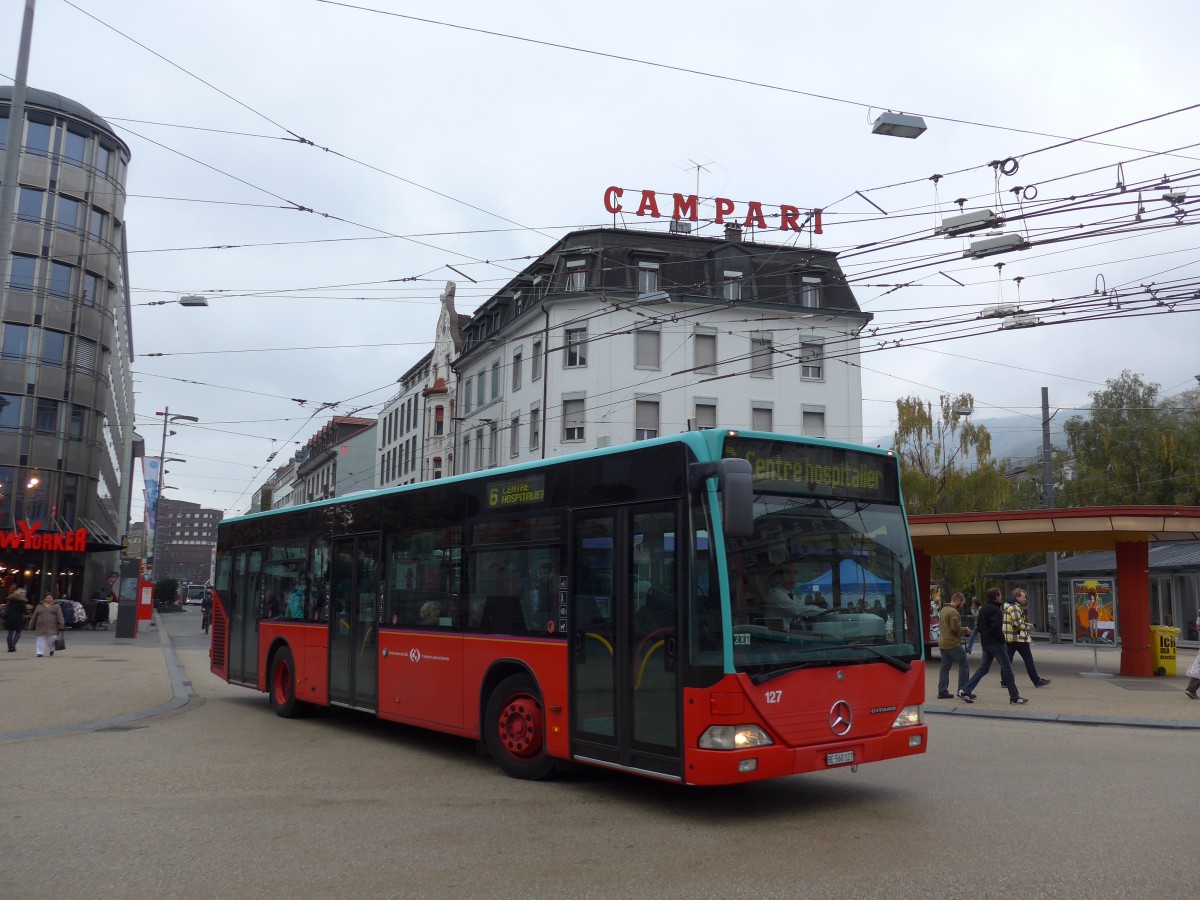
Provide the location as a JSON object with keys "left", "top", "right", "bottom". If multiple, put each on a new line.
{"left": 8, "top": 0, "right": 1200, "bottom": 520}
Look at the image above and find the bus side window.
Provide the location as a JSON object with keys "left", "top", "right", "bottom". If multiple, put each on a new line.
{"left": 385, "top": 527, "right": 461, "bottom": 628}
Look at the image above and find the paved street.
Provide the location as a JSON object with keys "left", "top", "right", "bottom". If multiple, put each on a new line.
{"left": 1, "top": 613, "right": 1196, "bottom": 898}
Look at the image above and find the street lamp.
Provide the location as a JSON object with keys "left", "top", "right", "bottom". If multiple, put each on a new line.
{"left": 147, "top": 408, "right": 197, "bottom": 581}
{"left": 144, "top": 294, "right": 209, "bottom": 308}
{"left": 871, "top": 111, "right": 927, "bottom": 139}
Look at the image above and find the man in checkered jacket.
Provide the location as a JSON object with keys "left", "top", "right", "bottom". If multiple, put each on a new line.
{"left": 1002, "top": 588, "right": 1051, "bottom": 689}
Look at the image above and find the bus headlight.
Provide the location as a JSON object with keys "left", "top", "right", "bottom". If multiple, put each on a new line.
{"left": 698, "top": 724, "right": 774, "bottom": 750}
{"left": 892, "top": 705, "right": 923, "bottom": 728}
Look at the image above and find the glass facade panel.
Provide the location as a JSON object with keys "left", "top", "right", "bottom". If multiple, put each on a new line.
{"left": 94, "top": 144, "right": 111, "bottom": 176}
{"left": 0, "top": 396, "right": 22, "bottom": 432}
{"left": 48, "top": 262, "right": 73, "bottom": 299}
{"left": 63, "top": 130, "right": 87, "bottom": 166}
{"left": 10, "top": 256, "right": 36, "bottom": 292}
{"left": 2, "top": 325, "right": 29, "bottom": 361}
{"left": 55, "top": 196, "right": 81, "bottom": 232}
{"left": 26, "top": 120, "right": 52, "bottom": 156}
{"left": 34, "top": 399, "right": 59, "bottom": 434}
{"left": 17, "top": 187, "right": 43, "bottom": 222}
{"left": 89, "top": 208, "right": 104, "bottom": 241}
{"left": 41, "top": 330, "right": 67, "bottom": 367}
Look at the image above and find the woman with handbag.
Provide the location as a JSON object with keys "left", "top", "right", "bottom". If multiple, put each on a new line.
{"left": 1185, "top": 618, "right": 1200, "bottom": 700}
{"left": 28, "top": 593, "right": 64, "bottom": 658}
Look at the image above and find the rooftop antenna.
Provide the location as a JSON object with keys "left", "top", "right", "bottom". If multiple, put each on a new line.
{"left": 686, "top": 158, "right": 714, "bottom": 199}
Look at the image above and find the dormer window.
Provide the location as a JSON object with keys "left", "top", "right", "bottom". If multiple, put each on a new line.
{"left": 565, "top": 259, "right": 587, "bottom": 292}
{"left": 723, "top": 270, "right": 743, "bottom": 302}
{"left": 800, "top": 274, "right": 822, "bottom": 308}
{"left": 637, "top": 261, "right": 660, "bottom": 295}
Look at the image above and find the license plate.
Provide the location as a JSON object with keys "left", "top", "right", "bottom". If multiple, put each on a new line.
{"left": 826, "top": 750, "right": 855, "bottom": 766}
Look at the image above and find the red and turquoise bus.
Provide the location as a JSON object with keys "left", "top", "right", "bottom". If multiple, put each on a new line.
{"left": 210, "top": 430, "right": 926, "bottom": 785}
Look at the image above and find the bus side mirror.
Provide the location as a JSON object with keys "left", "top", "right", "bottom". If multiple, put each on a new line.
{"left": 717, "top": 458, "right": 753, "bottom": 538}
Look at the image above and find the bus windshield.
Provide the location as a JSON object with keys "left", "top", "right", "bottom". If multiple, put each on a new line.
{"left": 724, "top": 493, "right": 917, "bottom": 677}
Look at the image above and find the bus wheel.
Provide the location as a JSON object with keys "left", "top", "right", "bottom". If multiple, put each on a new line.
{"left": 269, "top": 646, "right": 308, "bottom": 718}
{"left": 485, "top": 674, "right": 555, "bottom": 780}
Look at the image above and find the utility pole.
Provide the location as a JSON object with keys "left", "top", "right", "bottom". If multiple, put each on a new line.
{"left": 0, "top": 1, "right": 37, "bottom": 322}
{"left": 1042, "top": 386, "right": 1061, "bottom": 640}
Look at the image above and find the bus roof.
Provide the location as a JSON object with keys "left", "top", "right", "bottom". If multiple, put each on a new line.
{"left": 223, "top": 430, "right": 894, "bottom": 527}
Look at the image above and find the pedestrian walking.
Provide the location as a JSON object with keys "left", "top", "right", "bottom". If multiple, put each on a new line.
{"left": 965, "top": 599, "right": 981, "bottom": 654}
{"left": 957, "top": 587, "right": 1026, "bottom": 704}
{"left": 936, "top": 591, "right": 972, "bottom": 699}
{"left": 1002, "top": 588, "right": 1051, "bottom": 689}
{"left": 4, "top": 588, "right": 27, "bottom": 652}
{"left": 28, "top": 592, "right": 64, "bottom": 658}
{"left": 1185, "top": 619, "right": 1200, "bottom": 700}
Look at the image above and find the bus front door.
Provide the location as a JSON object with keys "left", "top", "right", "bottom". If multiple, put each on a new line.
{"left": 328, "top": 535, "right": 380, "bottom": 712}
{"left": 569, "top": 503, "right": 682, "bottom": 781}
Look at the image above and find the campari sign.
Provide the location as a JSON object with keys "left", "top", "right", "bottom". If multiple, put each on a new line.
{"left": 603, "top": 186, "right": 822, "bottom": 233}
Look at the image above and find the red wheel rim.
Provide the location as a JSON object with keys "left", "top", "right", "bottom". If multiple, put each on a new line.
{"left": 497, "top": 692, "right": 543, "bottom": 759}
{"left": 273, "top": 659, "right": 291, "bottom": 706}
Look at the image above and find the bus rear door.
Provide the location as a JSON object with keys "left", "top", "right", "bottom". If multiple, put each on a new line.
{"left": 569, "top": 502, "right": 682, "bottom": 781}
{"left": 328, "top": 535, "right": 380, "bottom": 712}
{"left": 228, "top": 549, "right": 262, "bottom": 686}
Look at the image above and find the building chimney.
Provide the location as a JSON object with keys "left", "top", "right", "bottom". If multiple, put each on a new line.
{"left": 724, "top": 222, "right": 742, "bottom": 242}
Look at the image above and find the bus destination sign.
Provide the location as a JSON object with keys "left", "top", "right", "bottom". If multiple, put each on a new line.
{"left": 487, "top": 474, "right": 546, "bottom": 509}
{"left": 723, "top": 437, "right": 898, "bottom": 503}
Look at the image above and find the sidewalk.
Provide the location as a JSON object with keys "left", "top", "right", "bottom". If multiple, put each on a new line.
{"left": 0, "top": 610, "right": 192, "bottom": 742}
{"left": 925, "top": 640, "right": 1200, "bottom": 728}
{"left": 3, "top": 618, "right": 1198, "bottom": 740}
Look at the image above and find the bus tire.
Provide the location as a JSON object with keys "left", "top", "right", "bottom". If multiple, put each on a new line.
{"left": 269, "top": 646, "right": 309, "bottom": 718}
{"left": 484, "top": 673, "right": 555, "bottom": 780}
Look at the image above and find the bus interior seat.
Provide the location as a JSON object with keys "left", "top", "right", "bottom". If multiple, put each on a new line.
{"left": 481, "top": 595, "right": 526, "bottom": 634}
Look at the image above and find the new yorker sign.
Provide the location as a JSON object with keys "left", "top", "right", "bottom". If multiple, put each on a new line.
{"left": 603, "top": 186, "right": 823, "bottom": 234}
{"left": 0, "top": 521, "right": 89, "bottom": 552}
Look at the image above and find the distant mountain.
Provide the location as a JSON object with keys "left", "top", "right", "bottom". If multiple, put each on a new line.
{"left": 974, "top": 413, "right": 1072, "bottom": 467}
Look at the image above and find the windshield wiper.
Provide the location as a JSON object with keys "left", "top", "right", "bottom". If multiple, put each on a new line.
{"left": 846, "top": 642, "right": 911, "bottom": 673}
{"left": 747, "top": 643, "right": 911, "bottom": 684}
{"left": 749, "top": 660, "right": 833, "bottom": 684}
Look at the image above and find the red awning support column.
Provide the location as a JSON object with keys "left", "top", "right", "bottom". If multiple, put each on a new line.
{"left": 1116, "top": 540, "right": 1151, "bottom": 676}
{"left": 915, "top": 548, "right": 932, "bottom": 652}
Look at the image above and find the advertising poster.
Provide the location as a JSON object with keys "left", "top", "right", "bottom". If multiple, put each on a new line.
{"left": 1072, "top": 578, "right": 1115, "bottom": 643}
{"left": 142, "top": 456, "right": 162, "bottom": 558}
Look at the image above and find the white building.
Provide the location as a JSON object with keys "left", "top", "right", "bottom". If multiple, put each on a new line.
{"left": 377, "top": 282, "right": 465, "bottom": 487}
{"left": 453, "top": 226, "right": 869, "bottom": 473}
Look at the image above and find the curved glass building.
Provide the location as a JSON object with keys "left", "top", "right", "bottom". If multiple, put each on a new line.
{"left": 0, "top": 86, "right": 135, "bottom": 601}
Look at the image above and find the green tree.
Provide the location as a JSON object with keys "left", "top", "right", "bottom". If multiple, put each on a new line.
{"left": 153, "top": 577, "right": 179, "bottom": 609}
{"left": 892, "top": 393, "right": 1011, "bottom": 596}
{"left": 1060, "top": 371, "right": 1200, "bottom": 506}
{"left": 893, "top": 394, "right": 1009, "bottom": 514}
